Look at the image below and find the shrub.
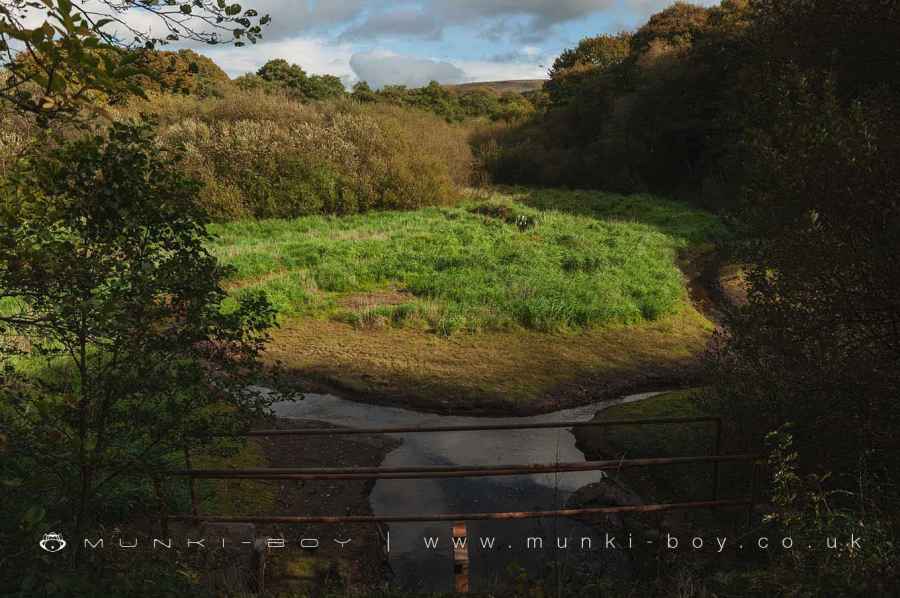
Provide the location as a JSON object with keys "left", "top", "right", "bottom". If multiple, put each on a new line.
{"left": 141, "top": 92, "right": 474, "bottom": 219}
{"left": 0, "top": 122, "right": 281, "bottom": 593}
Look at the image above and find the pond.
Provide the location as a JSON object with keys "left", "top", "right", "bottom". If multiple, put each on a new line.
{"left": 273, "top": 392, "right": 662, "bottom": 592}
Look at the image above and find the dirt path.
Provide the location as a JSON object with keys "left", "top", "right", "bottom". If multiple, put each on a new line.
{"left": 679, "top": 247, "right": 747, "bottom": 326}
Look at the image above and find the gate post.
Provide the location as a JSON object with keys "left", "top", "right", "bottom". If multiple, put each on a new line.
{"left": 452, "top": 521, "right": 469, "bottom": 593}
{"left": 184, "top": 446, "right": 200, "bottom": 524}
{"left": 712, "top": 417, "right": 723, "bottom": 500}
{"left": 153, "top": 476, "right": 169, "bottom": 538}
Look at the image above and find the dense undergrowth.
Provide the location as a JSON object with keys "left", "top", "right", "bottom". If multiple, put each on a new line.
{"left": 0, "top": 89, "right": 477, "bottom": 221}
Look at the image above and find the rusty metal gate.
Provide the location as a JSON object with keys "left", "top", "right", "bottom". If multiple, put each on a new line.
{"left": 155, "top": 415, "right": 762, "bottom": 592}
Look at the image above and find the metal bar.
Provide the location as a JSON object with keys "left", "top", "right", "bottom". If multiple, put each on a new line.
{"left": 747, "top": 461, "right": 757, "bottom": 529}
{"left": 164, "top": 454, "right": 761, "bottom": 481}
{"left": 712, "top": 417, "right": 723, "bottom": 500}
{"left": 184, "top": 446, "right": 199, "bottom": 523}
{"left": 153, "top": 477, "right": 169, "bottom": 538}
{"left": 168, "top": 499, "right": 753, "bottom": 524}
{"left": 232, "top": 416, "right": 720, "bottom": 437}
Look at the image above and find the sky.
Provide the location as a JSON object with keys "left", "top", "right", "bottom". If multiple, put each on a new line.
{"left": 21, "top": 1, "right": 718, "bottom": 88}
{"left": 191, "top": 0, "right": 723, "bottom": 87}
{"left": 188, "top": 0, "right": 723, "bottom": 87}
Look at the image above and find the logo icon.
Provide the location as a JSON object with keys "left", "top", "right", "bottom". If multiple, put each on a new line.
{"left": 39, "top": 532, "right": 67, "bottom": 553}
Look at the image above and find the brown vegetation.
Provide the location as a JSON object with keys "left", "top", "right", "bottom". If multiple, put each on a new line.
{"left": 266, "top": 306, "right": 713, "bottom": 415}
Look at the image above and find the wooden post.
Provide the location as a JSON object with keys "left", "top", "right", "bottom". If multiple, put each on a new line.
{"left": 251, "top": 539, "right": 267, "bottom": 593}
{"left": 452, "top": 522, "right": 469, "bottom": 593}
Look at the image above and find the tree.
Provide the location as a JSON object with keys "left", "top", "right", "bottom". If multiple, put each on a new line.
{"left": 0, "top": 122, "right": 281, "bottom": 573}
{"left": 457, "top": 89, "right": 500, "bottom": 118}
{"left": 545, "top": 33, "right": 631, "bottom": 106}
{"left": 253, "top": 58, "right": 346, "bottom": 101}
{"left": 494, "top": 92, "right": 535, "bottom": 123}
{"left": 302, "top": 73, "right": 345, "bottom": 101}
{"left": 128, "top": 49, "right": 231, "bottom": 97}
{"left": 256, "top": 57, "right": 306, "bottom": 89}
{"left": 629, "top": 1, "right": 710, "bottom": 54}
{"left": 0, "top": 0, "right": 268, "bottom": 119}
{"left": 351, "top": 80, "right": 376, "bottom": 103}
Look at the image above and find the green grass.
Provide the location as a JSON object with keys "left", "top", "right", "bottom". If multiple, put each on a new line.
{"left": 194, "top": 439, "right": 278, "bottom": 516}
{"left": 209, "top": 189, "right": 722, "bottom": 335}
{"left": 510, "top": 186, "right": 729, "bottom": 245}
{"left": 576, "top": 390, "right": 750, "bottom": 505}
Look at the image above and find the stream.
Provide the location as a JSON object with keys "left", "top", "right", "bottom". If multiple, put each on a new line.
{"left": 273, "top": 391, "right": 662, "bottom": 592}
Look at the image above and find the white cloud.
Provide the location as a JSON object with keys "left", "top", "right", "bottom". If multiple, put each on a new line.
{"left": 201, "top": 37, "right": 356, "bottom": 79}
{"left": 339, "top": 7, "right": 441, "bottom": 41}
{"left": 195, "top": 39, "right": 548, "bottom": 87}
{"left": 349, "top": 50, "right": 466, "bottom": 88}
{"left": 456, "top": 59, "right": 548, "bottom": 83}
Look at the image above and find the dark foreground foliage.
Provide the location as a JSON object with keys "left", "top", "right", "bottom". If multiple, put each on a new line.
{"left": 0, "top": 123, "right": 283, "bottom": 595}
{"left": 479, "top": 0, "right": 900, "bottom": 593}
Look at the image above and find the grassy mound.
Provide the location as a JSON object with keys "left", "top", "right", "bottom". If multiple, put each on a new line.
{"left": 574, "top": 390, "right": 748, "bottom": 505}
{"left": 210, "top": 189, "right": 723, "bottom": 335}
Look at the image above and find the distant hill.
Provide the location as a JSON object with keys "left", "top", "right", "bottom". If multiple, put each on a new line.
{"left": 446, "top": 80, "right": 546, "bottom": 94}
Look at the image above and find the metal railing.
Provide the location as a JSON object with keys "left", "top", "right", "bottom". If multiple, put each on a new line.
{"left": 230, "top": 415, "right": 723, "bottom": 437}
{"left": 156, "top": 415, "right": 759, "bottom": 593}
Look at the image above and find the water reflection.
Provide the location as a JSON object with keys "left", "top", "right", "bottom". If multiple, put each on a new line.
{"left": 273, "top": 392, "right": 660, "bottom": 591}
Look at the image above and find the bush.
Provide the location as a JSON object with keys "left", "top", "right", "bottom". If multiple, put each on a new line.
{"left": 139, "top": 92, "right": 474, "bottom": 219}
{"left": 0, "top": 122, "right": 281, "bottom": 594}
{"left": 0, "top": 87, "right": 477, "bottom": 221}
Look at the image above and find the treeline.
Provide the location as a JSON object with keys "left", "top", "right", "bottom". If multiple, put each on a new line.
{"left": 348, "top": 79, "right": 540, "bottom": 123}
{"left": 142, "top": 54, "right": 542, "bottom": 123}
{"left": 235, "top": 58, "right": 541, "bottom": 123}
{"left": 475, "top": 1, "right": 747, "bottom": 201}
{"left": 477, "top": 0, "right": 900, "bottom": 207}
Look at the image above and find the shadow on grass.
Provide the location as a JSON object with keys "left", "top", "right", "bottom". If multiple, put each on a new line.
{"left": 498, "top": 186, "right": 729, "bottom": 246}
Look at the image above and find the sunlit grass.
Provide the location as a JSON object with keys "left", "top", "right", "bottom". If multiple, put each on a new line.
{"left": 209, "top": 188, "right": 722, "bottom": 335}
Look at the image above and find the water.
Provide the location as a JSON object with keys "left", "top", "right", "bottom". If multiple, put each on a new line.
{"left": 273, "top": 392, "right": 661, "bottom": 592}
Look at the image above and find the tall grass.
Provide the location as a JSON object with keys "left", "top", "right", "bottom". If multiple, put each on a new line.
{"left": 209, "top": 189, "right": 717, "bottom": 335}
{"left": 0, "top": 89, "right": 476, "bottom": 220}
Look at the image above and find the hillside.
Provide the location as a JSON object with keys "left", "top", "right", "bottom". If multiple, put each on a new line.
{"left": 446, "top": 79, "right": 546, "bottom": 94}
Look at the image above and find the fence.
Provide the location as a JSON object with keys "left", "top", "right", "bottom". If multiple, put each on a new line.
{"left": 156, "top": 415, "right": 762, "bottom": 593}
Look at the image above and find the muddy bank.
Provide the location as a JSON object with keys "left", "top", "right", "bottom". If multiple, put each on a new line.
{"left": 266, "top": 307, "right": 711, "bottom": 418}
{"left": 263, "top": 248, "right": 741, "bottom": 418}
{"left": 279, "top": 362, "right": 703, "bottom": 419}
{"left": 678, "top": 247, "right": 748, "bottom": 326}
{"left": 245, "top": 418, "right": 400, "bottom": 594}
